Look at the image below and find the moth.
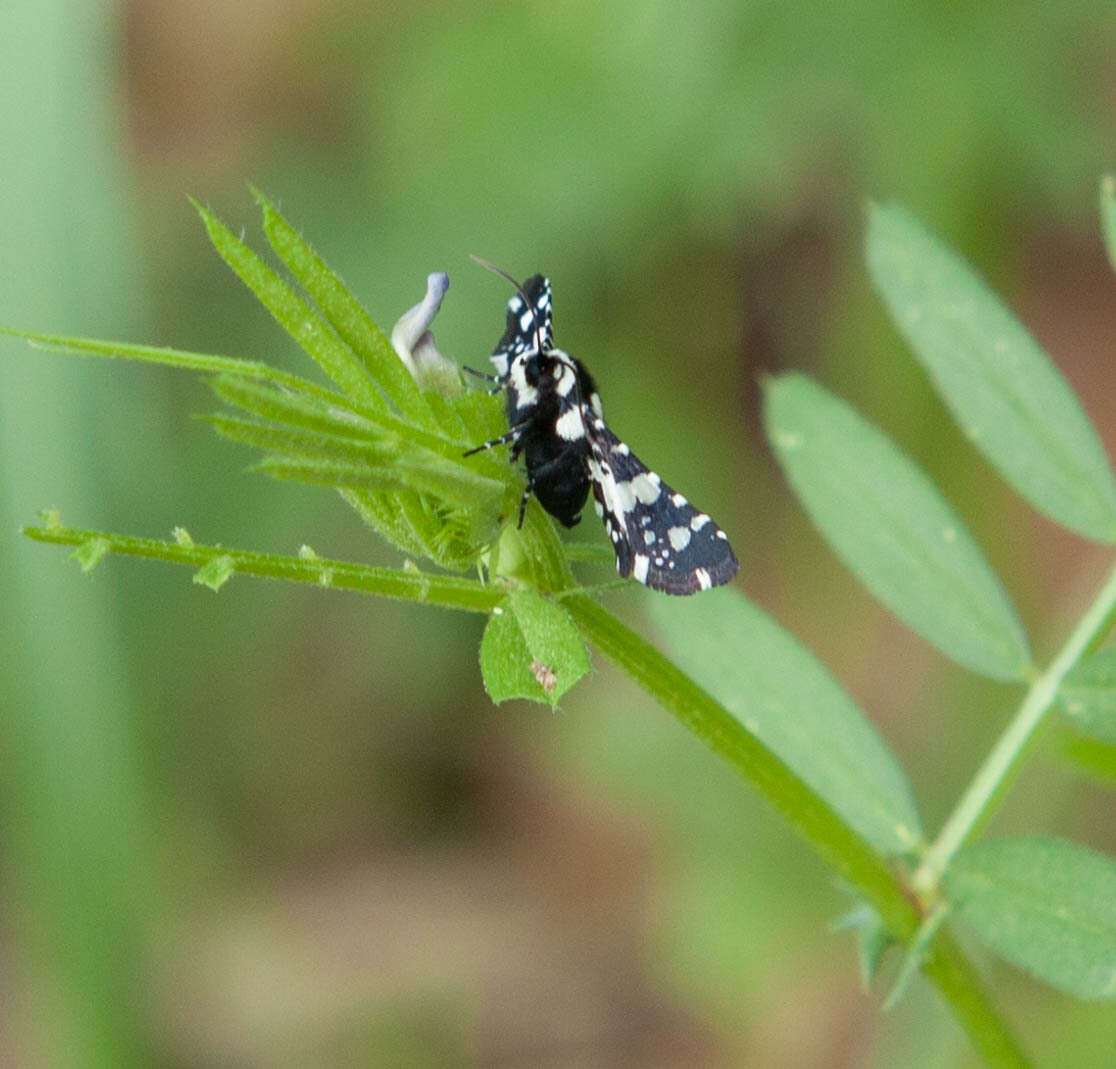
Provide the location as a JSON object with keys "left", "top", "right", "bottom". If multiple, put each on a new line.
{"left": 466, "top": 272, "right": 738, "bottom": 595}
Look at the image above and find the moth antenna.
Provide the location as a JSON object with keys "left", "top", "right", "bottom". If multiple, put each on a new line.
{"left": 469, "top": 253, "right": 546, "bottom": 356}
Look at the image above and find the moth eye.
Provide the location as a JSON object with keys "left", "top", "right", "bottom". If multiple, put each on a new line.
{"left": 524, "top": 361, "right": 540, "bottom": 385}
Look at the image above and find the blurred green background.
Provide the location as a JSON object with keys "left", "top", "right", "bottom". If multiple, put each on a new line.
{"left": 3, "top": 1, "right": 1116, "bottom": 1064}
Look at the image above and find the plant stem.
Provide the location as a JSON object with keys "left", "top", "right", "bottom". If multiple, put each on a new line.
{"left": 22, "top": 524, "right": 503, "bottom": 613}
{"left": 913, "top": 560, "right": 1116, "bottom": 895}
{"left": 565, "top": 594, "right": 1028, "bottom": 1067}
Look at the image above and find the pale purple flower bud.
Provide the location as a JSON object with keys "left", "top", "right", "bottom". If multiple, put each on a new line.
{"left": 391, "top": 272, "right": 462, "bottom": 397}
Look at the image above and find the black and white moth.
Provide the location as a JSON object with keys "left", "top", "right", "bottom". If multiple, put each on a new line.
{"left": 466, "top": 273, "right": 738, "bottom": 595}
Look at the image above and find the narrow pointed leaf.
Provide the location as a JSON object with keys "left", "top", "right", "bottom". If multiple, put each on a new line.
{"left": 205, "top": 414, "right": 398, "bottom": 467}
{"left": 213, "top": 373, "right": 507, "bottom": 483}
{"left": 3, "top": 327, "right": 342, "bottom": 404}
{"left": 765, "top": 373, "right": 1030, "bottom": 681}
{"left": 1058, "top": 649, "right": 1116, "bottom": 744}
{"left": 857, "top": 912, "right": 893, "bottom": 989}
{"left": 1101, "top": 176, "right": 1116, "bottom": 275}
{"left": 253, "top": 190, "right": 433, "bottom": 427}
{"left": 211, "top": 375, "right": 382, "bottom": 440}
{"left": 193, "top": 201, "right": 387, "bottom": 414}
{"left": 867, "top": 203, "right": 1116, "bottom": 542}
{"left": 259, "top": 455, "right": 504, "bottom": 510}
{"left": 648, "top": 587, "right": 923, "bottom": 857}
{"left": 833, "top": 902, "right": 894, "bottom": 989}
{"left": 945, "top": 837, "right": 1116, "bottom": 999}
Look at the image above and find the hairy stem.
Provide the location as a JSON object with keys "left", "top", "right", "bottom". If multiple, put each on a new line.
{"left": 22, "top": 524, "right": 503, "bottom": 613}
{"left": 913, "top": 560, "right": 1116, "bottom": 895}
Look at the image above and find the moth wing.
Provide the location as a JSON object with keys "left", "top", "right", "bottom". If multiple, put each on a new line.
{"left": 587, "top": 420, "right": 737, "bottom": 595}
{"left": 489, "top": 274, "right": 553, "bottom": 377}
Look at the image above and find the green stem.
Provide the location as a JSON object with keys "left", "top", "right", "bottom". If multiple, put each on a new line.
{"left": 564, "top": 595, "right": 1028, "bottom": 1067}
{"left": 22, "top": 524, "right": 503, "bottom": 613}
{"left": 913, "top": 560, "right": 1116, "bottom": 895}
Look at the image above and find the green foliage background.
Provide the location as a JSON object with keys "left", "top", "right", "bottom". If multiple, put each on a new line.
{"left": 2, "top": 1, "right": 1115, "bottom": 1064}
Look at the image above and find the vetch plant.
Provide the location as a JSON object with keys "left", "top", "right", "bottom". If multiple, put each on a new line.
{"left": 8, "top": 184, "right": 1116, "bottom": 1066}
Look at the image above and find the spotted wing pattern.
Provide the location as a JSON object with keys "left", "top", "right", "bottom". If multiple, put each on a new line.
{"left": 489, "top": 274, "right": 553, "bottom": 381}
{"left": 474, "top": 271, "right": 738, "bottom": 595}
{"left": 586, "top": 420, "right": 738, "bottom": 595}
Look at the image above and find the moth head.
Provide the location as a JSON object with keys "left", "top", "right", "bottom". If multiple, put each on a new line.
{"left": 521, "top": 352, "right": 542, "bottom": 386}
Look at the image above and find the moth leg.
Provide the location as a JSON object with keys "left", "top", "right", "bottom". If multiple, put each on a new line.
{"left": 463, "top": 365, "right": 503, "bottom": 395}
{"left": 463, "top": 422, "right": 524, "bottom": 457}
{"left": 517, "top": 481, "right": 533, "bottom": 528}
{"left": 463, "top": 365, "right": 500, "bottom": 382}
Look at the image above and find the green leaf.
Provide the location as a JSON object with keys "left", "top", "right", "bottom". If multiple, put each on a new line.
{"left": 1057, "top": 732, "right": 1116, "bottom": 787}
{"left": 252, "top": 189, "right": 434, "bottom": 427}
{"left": 945, "top": 837, "right": 1116, "bottom": 999}
{"left": 834, "top": 902, "right": 894, "bottom": 989}
{"left": 2, "top": 328, "right": 346, "bottom": 406}
{"left": 193, "top": 200, "right": 388, "bottom": 415}
{"left": 70, "top": 536, "right": 110, "bottom": 573}
{"left": 205, "top": 414, "right": 399, "bottom": 468}
{"left": 647, "top": 587, "right": 923, "bottom": 857}
{"left": 211, "top": 375, "right": 381, "bottom": 439}
{"left": 764, "top": 373, "right": 1031, "bottom": 681}
{"left": 260, "top": 454, "right": 504, "bottom": 512}
{"left": 867, "top": 203, "right": 1116, "bottom": 542}
{"left": 1058, "top": 648, "right": 1116, "bottom": 744}
{"left": 1101, "top": 176, "right": 1116, "bottom": 276}
{"left": 193, "top": 555, "right": 235, "bottom": 591}
{"left": 480, "top": 589, "right": 591, "bottom": 707}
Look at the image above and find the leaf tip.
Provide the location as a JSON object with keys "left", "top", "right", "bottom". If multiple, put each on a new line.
{"left": 250, "top": 185, "right": 280, "bottom": 226}
{"left": 186, "top": 194, "right": 210, "bottom": 223}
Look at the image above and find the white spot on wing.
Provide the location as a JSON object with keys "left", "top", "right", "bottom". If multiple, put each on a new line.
{"left": 694, "top": 567, "right": 713, "bottom": 590}
{"left": 630, "top": 472, "right": 661, "bottom": 504}
{"left": 632, "top": 555, "right": 650, "bottom": 583}
{"left": 491, "top": 353, "right": 510, "bottom": 377}
{"left": 668, "top": 526, "right": 691, "bottom": 550}
{"left": 690, "top": 513, "right": 711, "bottom": 531}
